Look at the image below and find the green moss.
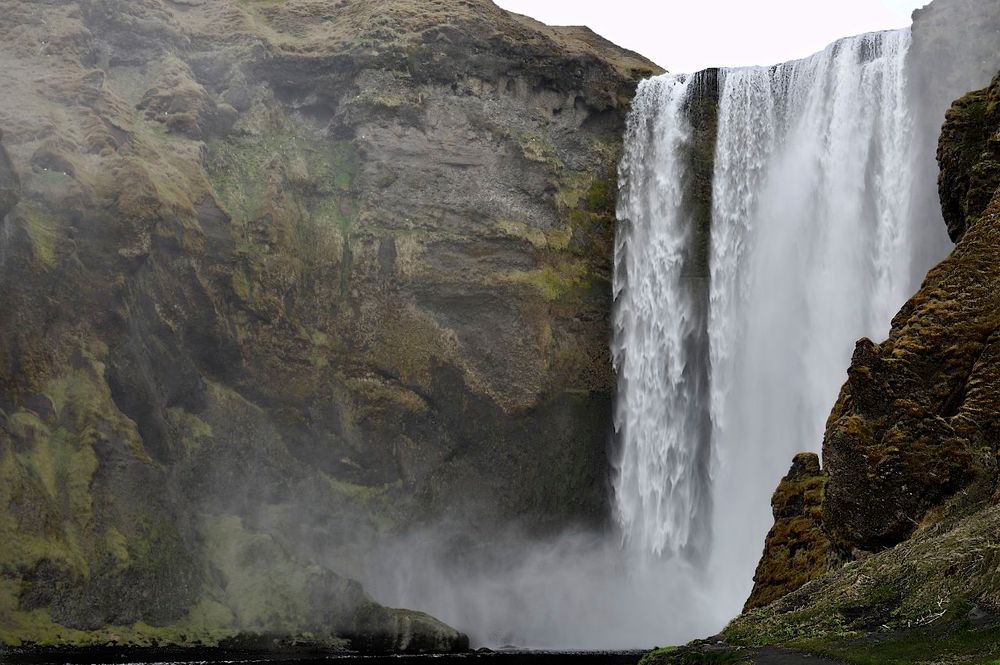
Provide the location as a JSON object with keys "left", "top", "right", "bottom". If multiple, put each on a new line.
{"left": 231, "top": 268, "right": 252, "bottom": 301}
{"left": 584, "top": 175, "right": 617, "bottom": 213}
{"left": 640, "top": 646, "right": 750, "bottom": 665}
{"left": 0, "top": 604, "right": 92, "bottom": 647}
{"left": 504, "top": 262, "right": 590, "bottom": 302}
{"left": 3, "top": 409, "right": 97, "bottom": 577}
{"left": 166, "top": 407, "right": 214, "bottom": 452}
{"left": 198, "top": 514, "right": 361, "bottom": 636}
{"left": 514, "top": 131, "right": 563, "bottom": 171}
{"left": 554, "top": 171, "right": 594, "bottom": 209}
{"left": 339, "top": 227, "right": 352, "bottom": 298}
{"left": 206, "top": 112, "right": 359, "bottom": 309}
{"left": 353, "top": 89, "right": 407, "bottom": 110}
{"left": 206, "top": 119, "right": 358, "bottom": 233}
{"left": 19, "top": 204, "right": 61, "bottom": 268}
{"left": 0, "top": 599, "right": 237, "bottom": 647}
{"left": 495, "top": 220, "right": 572, "bottom": 250}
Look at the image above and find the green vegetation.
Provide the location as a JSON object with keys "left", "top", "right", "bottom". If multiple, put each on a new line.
{"left": 18, "top": 203, "right": 61, "bottom": 268}
{"left": 515, "top": 131, "right": 564, "bottom": 171}
{"left": 206, "top": 123, "right": 358, "bottom": 233}
{"left": 504, "top": 263, "right": 591, "bottom": 302}
{"left": 796, "top": 621, "right": 1000, "bottom": 665}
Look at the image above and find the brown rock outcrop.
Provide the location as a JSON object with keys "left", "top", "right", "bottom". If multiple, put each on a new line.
{"left": 744, "top": 453, "right": 836, "bottom": 611}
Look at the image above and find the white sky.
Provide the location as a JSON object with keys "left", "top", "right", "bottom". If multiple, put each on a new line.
{"left": 493, "top": 0, "right": 930, "bottom": 73}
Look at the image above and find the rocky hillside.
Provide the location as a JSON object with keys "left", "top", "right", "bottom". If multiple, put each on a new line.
{"left": 712, "top": 68, "right": 1000, "bottom": 665}
{"left": 0, "top": 0, "right": 658, "bottom": 648}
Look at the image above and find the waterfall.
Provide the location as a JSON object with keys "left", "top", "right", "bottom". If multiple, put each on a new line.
{"left": 614, "top": 28, "right": 927, "bottom": 608}
{"left": 612, "top": 74, "right": 712, "bottom": 560}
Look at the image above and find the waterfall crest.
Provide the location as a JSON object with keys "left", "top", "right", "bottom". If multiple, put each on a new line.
{"left": 613, "top": 29, "right": 929, "bottom": 603}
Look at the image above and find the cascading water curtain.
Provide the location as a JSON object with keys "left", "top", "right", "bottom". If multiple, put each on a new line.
{"left": 613, "top": 74, "right": 714, "bottom": 561}
{"left": 614, "top": 28, "right": 929, "bottom": 614}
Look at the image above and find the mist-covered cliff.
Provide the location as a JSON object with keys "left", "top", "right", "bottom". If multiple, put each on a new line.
{"left": 0, "top": 0, "right": 657, "bottom": 649}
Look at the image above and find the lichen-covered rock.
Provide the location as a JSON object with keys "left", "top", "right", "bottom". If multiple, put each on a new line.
{"left": 821, "top": 336, "right": 981, "bottom": 551}
{"left": 0, "top": 0, "right": 658, "bottom": 649}
{"left": 744, "top": 454, "right": 837, "bottom": 611}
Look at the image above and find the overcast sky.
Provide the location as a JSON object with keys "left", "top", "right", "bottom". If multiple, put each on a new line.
{"left": 493, "top": 0, "right": 929, "bottom": 73}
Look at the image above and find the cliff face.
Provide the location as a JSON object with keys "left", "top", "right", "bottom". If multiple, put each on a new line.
{"left": 730, "top": 70, "right": 1000, "bottom": 649}
{"left": 0, "top": 0, "right": 658, "bottom": 647}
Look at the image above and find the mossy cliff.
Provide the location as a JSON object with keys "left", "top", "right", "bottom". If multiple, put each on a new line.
{"left": 0, "top": 0, "right": 658, "bottom": 649}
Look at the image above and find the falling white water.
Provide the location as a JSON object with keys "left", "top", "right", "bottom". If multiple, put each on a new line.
{"left": 614, "top": 28, "right": 926, "bottom": 616}
{"left": 612, "top": 73, "right": 711, "bottom": 559}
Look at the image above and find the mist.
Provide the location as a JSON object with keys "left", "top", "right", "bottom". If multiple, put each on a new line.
{"left": 363, "top": 526, "right": 728, "bottom": 649}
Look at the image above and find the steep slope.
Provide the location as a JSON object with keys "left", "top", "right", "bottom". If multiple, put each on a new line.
{"left": 0, "top": 0, "right": 659, "bottom": 648}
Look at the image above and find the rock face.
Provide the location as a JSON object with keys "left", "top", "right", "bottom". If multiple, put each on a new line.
{"left": 938, "top": 75, "right": 1000, "bottom": 243}
{"left": 744, "top": 454, "right": 836, "bottom": 611}
{"left": 0, "top": 0, "right": 658, "bottom": 648}
{"left": 728, "top": 70, "right": 1000, "bottom": 644}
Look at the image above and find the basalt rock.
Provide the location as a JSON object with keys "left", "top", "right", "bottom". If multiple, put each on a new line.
{"left": 937, "top": 72, "right": 1000, "bottom": 242}
{"left": 0, "top": 0, "right": 658, "bottom": 648}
